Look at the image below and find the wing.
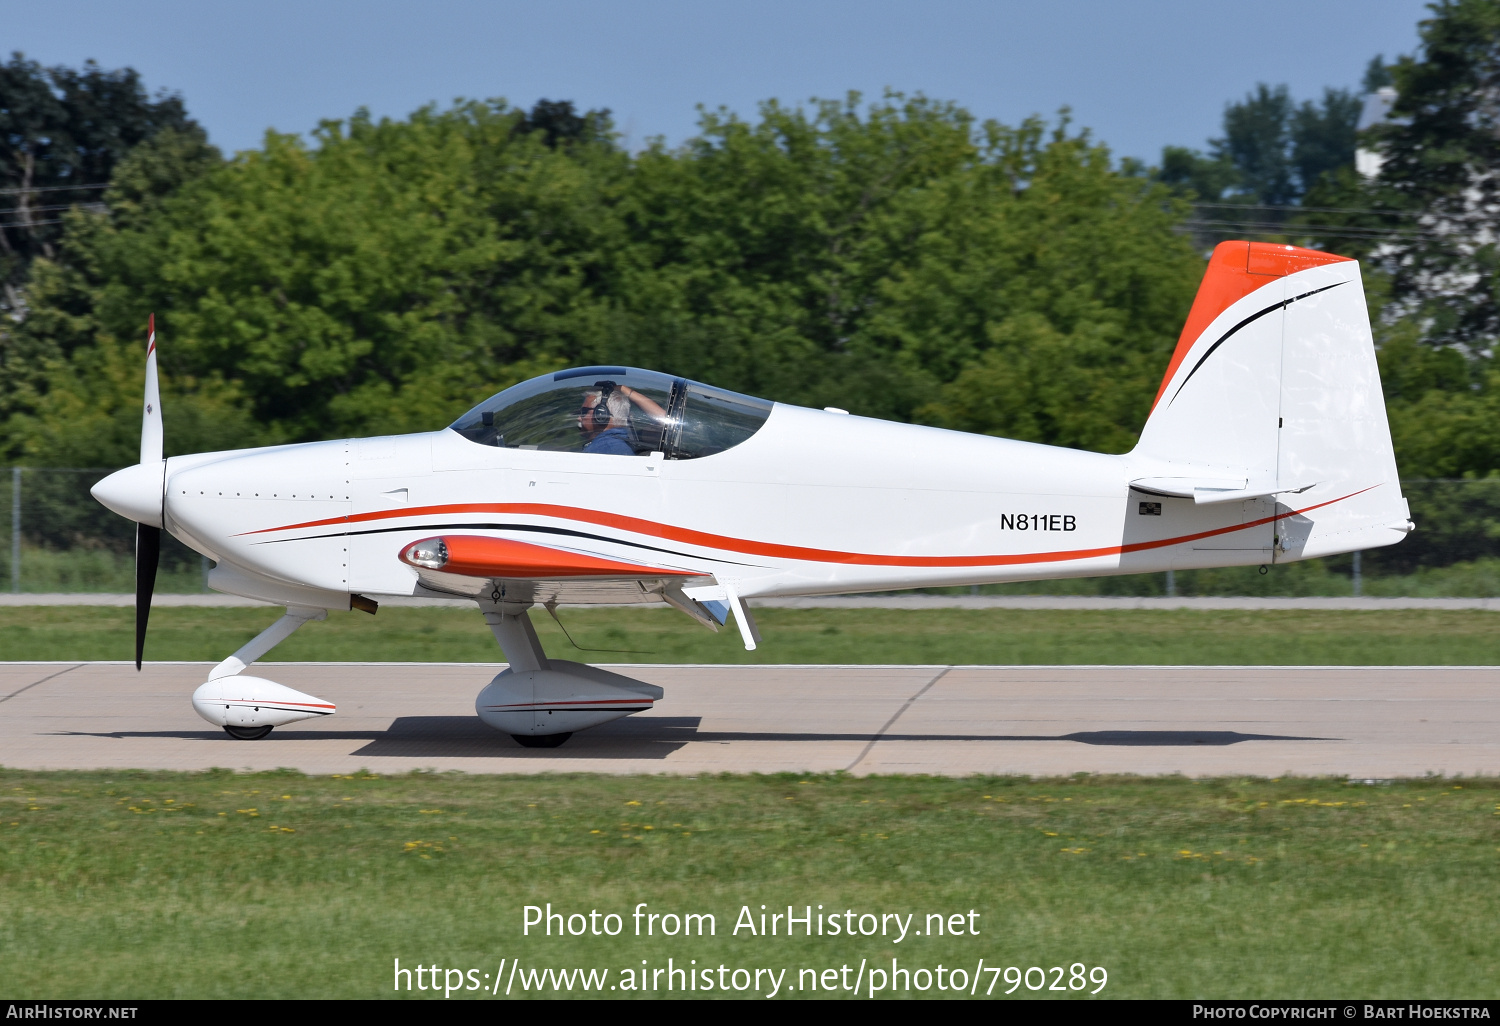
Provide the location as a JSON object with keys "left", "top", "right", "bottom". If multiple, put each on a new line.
{"left": 398, "top": 534, "right": 725, "bottom": 626}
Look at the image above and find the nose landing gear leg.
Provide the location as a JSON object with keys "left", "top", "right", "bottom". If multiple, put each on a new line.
{"left": 191, "top": 605, "right": 338, "bottom": 739}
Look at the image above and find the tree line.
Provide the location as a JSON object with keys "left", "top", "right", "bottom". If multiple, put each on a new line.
{"left": 2, "top": 0, "right": 1498, "bottom": 480}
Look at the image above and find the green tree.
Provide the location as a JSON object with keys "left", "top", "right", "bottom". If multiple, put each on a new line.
{"left": 8, "top": 93, "right": 1204, "bottom": 464}
{"left": 1366, "top": 0, "right": 1500, "bottom": 346}
{"left": 601, "top": 96, "right": 1201, "bottom": 444}
{"left": 5, "top": 100, "right": 624, "bottom": 464}
{"left": 1290, "top": 88, "right": 1363, "bottom": 196}
{"left": 1156, "top": 83, "right": 1361, "bottom": 207}
{"left": 0, "top": 53, "right": 204, "bottom": 314}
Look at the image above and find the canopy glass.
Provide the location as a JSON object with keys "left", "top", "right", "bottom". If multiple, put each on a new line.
{"left": 450, "top": 366, "right": 773, "bottom": 459}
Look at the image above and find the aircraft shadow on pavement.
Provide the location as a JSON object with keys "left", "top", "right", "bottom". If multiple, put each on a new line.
{"left": 56, "top": 721, "right": 1333, "bottom": 757}
{"left": 344, "top": 722, "right": 1333, "bottom": 753}
{"left": 629, "top": 726, "right": 1333, "bottom": 746}
{"left": 60, "top": 716, "right": 703, "bottom": 759}
{"left": 345, "top": 715, "right": 701, "bottom": 759}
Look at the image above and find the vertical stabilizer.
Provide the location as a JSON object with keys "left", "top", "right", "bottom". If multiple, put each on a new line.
{"left": 1132, "top": 241, "right": 1411, "bottom": 560}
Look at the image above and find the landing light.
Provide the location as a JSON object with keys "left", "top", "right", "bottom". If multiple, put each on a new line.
{"left": 403, "top": 539, "right": 449, "bottom": 569}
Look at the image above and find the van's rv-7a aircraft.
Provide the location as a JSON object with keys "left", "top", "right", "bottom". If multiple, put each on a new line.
{"left": 92, "top": 241, "right": 1412, "bottom": 747}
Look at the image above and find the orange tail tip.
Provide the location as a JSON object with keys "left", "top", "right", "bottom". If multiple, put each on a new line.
{"left": 1152, "top": 242, "right": 1354, "bottom": 411}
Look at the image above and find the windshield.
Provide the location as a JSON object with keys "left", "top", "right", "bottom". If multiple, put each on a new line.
{"left": 450, "top": 366, "right": 773, "bottom": 459}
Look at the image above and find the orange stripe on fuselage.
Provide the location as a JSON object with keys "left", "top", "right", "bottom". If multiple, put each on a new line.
{"left": 404, "top": 534, "right": 706, "bottom": 579}
{"left": 238, "top": 488, "right": 1375, "bottom": 570}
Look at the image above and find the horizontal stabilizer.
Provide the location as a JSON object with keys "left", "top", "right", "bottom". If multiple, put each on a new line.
{"left": 1131, "top": 476, "right": 1317, "bottom": 505}
{"left": 1131, "top": 476, "right": 1246, "bottom": 497}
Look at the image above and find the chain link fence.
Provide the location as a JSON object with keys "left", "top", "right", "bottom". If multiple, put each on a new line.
{"left": 4, "top": 468, "right": 1500, "bottom": 596}
{"left": 3, "top": 468, "right": 208, "bottom": 593}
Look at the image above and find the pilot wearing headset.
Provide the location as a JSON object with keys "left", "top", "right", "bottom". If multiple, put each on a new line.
{"left": 578, "top": 380, "right": 667, "bottom": 455}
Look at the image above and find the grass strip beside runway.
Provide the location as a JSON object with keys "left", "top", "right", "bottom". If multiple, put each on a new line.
{"left": 1, "top": 770, "right": 1495, "bottom": 999}
{"left": 0, "top": 605, "right": 1498, "bottom": 664}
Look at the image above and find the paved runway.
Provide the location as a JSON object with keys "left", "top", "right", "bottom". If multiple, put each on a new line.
{"left": 3, "top": 662, "right": 1498, "bottom": 778}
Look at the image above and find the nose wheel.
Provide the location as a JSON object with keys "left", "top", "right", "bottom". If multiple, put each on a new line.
{"left": 223, "top": 724, "right": 274, "bottom": 741}
{"left": 512, "top": 733, "right": 572, "bottom": 749}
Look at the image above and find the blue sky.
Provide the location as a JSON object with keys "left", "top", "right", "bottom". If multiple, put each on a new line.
{"left": 4, "top": 0, "right": 1430, "bottom": 163}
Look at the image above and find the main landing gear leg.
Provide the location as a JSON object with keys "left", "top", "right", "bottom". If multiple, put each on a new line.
{"left": 191, "top": 605, "right": 338, "bottom": 740}
{"left": 478, "top": 599, "right": 569, "bottom": 748}
{"left": 479, "top": 599, "right": 549, "bottom": 673}
{"left": 473, "top": 598, "right": 662, "bottom": 749}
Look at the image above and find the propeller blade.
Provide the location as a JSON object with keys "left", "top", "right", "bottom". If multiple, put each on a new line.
{"left": 141, "top": 314, "right": 162, "bottom": 465}
{"left": 135, "top": 523, "right": 160, "bottom": 671}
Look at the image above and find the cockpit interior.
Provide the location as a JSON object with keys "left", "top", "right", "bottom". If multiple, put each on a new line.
{"left": 450, "top": 366, "right": 773, "bottom": 459}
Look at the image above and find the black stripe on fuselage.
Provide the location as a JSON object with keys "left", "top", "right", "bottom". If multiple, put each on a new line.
{"left": 1168, "top": 281, "right": 1345, "bottom": 407}
{"left": 252, "top": 521, "right": 766, "bottom": 568}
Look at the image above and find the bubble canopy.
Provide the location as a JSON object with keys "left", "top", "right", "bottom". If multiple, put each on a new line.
{"left": 449, "top": 367, "right": 774, "bottom": 460}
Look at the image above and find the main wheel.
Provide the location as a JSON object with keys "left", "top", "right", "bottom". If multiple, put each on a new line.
{"left": 224, "top": 724, "right": 274, "bottom": 740}
{"left": 512, "top": 732, "right": 572, "bottom": 749}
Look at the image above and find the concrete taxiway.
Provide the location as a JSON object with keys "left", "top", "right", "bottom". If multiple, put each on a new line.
{"left": 2, "top": 662, "right": 1497, "bottom": 778}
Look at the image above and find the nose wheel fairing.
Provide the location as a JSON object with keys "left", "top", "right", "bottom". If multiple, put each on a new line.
{"left": 190, "top": 606, "right": 337, "bottom": 740}
{"left": 192, "top": 675, "right": 337, "bottom": 730}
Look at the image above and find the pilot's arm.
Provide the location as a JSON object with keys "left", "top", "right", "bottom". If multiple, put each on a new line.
{"left": 616, "top": 385, "right": 666, "bottom": 422}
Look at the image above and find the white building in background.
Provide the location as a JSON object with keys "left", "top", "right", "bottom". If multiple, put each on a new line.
{"left": 1356, "top": 86, "right": 1398, "bottom": 179}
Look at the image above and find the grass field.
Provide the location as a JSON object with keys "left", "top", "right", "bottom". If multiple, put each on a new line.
{"left": 2, "top": 770, "right": 1496, "bottom": 999}
{"left": 2, "top": 605, "right": 1499, "bottom": 665}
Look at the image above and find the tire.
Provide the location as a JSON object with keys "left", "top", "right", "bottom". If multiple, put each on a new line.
{"left": 223, "top": 724, "right": 274, "bottom": 741}
{"left": 512, "top": 732, "right": 572, "bottom": 749}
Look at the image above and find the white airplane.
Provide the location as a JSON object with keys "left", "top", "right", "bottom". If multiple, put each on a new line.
{"left": 92, "top": 241, "right": 1411, "bottom": 747}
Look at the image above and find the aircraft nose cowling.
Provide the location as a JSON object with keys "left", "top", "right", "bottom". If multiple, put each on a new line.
{"left": 91, "top": 462, "right": 165, "bottom": 528}
{"left": 164, "top": 439, "right": 355, "bottom": 593}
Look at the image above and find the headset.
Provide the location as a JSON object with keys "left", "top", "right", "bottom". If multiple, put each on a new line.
{"left": 591, "top": 380, "right": 619, "bottom": 429}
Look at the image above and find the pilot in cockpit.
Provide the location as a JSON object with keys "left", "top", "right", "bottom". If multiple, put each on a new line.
{"left": 578, "top": 380, "right": 667, "bottom": 455}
